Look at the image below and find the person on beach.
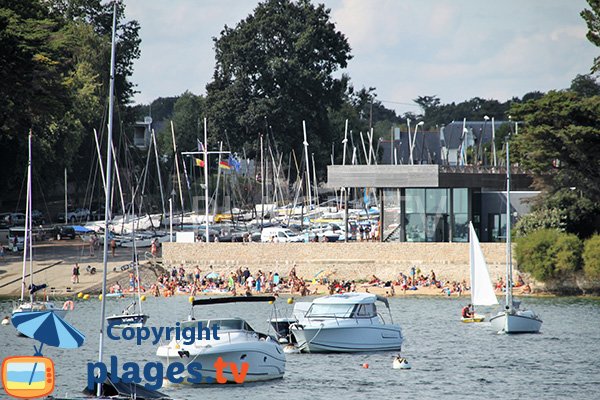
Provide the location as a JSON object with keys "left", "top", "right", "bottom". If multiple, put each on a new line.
{"left": 110, "top": 238, "right": 116, "bottom": 257}
{"left": 72, "top": 263, "right": 80, "bottom": 284}
{"left": 462, "top": 304, "right": 474, "bottom": 318}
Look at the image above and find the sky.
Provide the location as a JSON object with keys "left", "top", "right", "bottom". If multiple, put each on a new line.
{"left": 126, "top": 0, "right": 598, "bottom": 115}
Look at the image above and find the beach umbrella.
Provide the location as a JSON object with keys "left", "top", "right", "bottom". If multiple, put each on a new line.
{"left": 11, "top": 311, "right": 85, "bottom": 350}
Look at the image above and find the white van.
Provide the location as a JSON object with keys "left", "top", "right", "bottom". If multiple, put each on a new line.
{"left": 261, "top": 227, "right": 304, "bottom": 243}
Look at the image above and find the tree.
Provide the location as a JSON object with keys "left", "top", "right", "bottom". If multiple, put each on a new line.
{"left": 570, "top": 74, "right": 600, "bottom": 97}
{"left": 583, "top": 234, "right": 600, "bottom": 280}
{"left": 581, "top": 0, "right": 600, "bottom": 73}
{"left": 206, "top": 0, "right": 351, "bottom": 175}
{"left": 510, "top": 90, "right": 600, "bottom": 237}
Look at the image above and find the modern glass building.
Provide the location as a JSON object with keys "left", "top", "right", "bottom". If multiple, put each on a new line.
{"left": 327, "top": 165, "right": 537, "bottom": 243}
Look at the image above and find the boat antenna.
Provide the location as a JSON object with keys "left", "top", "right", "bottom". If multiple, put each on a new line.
{"left": 98, "top": 0, "right": 118, "bottom": 396}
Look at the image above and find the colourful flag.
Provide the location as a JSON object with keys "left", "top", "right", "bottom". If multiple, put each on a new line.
{"left": 219, "top": 160, "right": 231, "bottom": 170}
{"left": 228, "top": 154, "right": 241, "bottom": 172}
{"left": 195, "top": 158, "right": 205, "bottom": 167}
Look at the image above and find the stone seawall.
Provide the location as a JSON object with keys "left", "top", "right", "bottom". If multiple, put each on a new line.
{"left": 161, "top": 242, "right": 515, "bottom": 283}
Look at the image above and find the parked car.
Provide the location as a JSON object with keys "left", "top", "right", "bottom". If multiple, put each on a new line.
{"left": 50, "top": 225, "right": 77, "bottom": 240}
{"left": 56, "top": 208, "right": 90, "bottom": 223}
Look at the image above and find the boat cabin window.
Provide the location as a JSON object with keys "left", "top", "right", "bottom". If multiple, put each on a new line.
{"left": 306, "top": 303, "right": 354, "bottom": 318}
{"left": 352, "top": 303, "right": 377, "bottom": 318}
{"left": 181, "top": 319, "right": 251, "bottom": 332}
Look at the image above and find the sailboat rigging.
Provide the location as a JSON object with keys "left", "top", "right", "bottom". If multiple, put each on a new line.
{"left": 12, "top": 132, "right": 69, "bottom": 319}
{"left": 489, "top": 138, "right": 542, "bottom": 334}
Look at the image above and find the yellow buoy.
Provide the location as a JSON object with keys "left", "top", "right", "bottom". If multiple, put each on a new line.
{"left": 77, "top": 292, "right": 83, "bottom": 299}
{"left": 268, "top": 300, "right": 274, "bottom": 305}
{"left": 83, "top": 294, "right": 90, "bottom": 300}
{"left": 141, "top": 295, "right": 147, "bottom": 302}
{"left": 189, "top": 296, "right": 195, "bottom": 303}
{"left": 98, "top": 294, "right": 103, "bottom": 301}
{"left": 287, "top": 297, "right": 294, "bottom": 304}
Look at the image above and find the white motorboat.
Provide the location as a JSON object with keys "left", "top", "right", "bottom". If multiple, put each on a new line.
{"left": 461, "top": 222, "right": 499, "bottom": 323}
{"left": 290, "top": 293, "right": 403, "bottom": 353}
{"left": 489, "top": 139, "right": 542, "bottom": 334}
{"left": 156, "top": 296, "right": 285, "bottom": 383}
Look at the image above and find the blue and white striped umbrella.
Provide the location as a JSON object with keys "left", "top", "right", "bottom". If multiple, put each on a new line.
{"left": 11, "top": 311, "right": 85, "bottom": 349}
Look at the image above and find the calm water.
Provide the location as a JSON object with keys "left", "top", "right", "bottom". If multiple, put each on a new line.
{"left": 1, "top": 295, "right": 599, "bottom": 400}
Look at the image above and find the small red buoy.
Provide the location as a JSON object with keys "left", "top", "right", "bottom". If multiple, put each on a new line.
{"left": 362, "top": 363, "right": 369, "bottom": 369}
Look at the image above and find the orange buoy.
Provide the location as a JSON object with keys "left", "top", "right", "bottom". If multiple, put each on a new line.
{"left": 362, "top": 363, "right": 369, "bottom": 369}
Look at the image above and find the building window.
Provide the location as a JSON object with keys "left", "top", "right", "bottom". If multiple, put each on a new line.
{"left": 452, "top": 188, "right": 469, "bottom": 242}
{"left": 406, "top": 189, "right": 425, "bottom": 241}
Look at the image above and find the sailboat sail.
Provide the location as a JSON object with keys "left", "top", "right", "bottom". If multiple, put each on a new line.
{"left": 469, "top": 222, "right": 499, "bottom": 306}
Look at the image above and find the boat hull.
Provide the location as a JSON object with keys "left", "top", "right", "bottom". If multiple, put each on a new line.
{"left": 106, "top": 313, "right": 149, "bottom": 329}
{"left": 156, "top": 340, "right": 285, "bottom": 383}
{"left": 490, "top": 311, "right": 542, "bottom": 333}
{"left": 461, "top": 313, "right": 485, "bottom": 323}
{"left": 12, "top": 303, "right": 67, "bottom": 319}
{"left": 291, "top": 324, "right": 402, "bottom": 353}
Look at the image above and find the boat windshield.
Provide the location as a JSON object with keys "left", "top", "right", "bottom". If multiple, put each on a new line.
{"left": 181, "top": 319, "right": 253, "bottom": 332}
{"left": 306, "top": 303, "right": 354, "bottom": 318}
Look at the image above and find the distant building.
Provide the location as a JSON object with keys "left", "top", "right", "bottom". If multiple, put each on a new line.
{"left": 133, "top": 116, "right": 153, "bottom": 150}
{"left": 328, "top": 120, "right": 539, "bottom": 243}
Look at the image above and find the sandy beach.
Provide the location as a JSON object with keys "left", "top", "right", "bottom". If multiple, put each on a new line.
{"left": 0, "top": 238, "right": 537, "bottom": 300}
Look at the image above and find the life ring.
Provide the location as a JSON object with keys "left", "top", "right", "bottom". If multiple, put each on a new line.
{"left": 62, "top": 300, "right": 74, "bottom": 311}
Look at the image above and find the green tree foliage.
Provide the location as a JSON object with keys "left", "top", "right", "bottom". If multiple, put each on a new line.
{"left": 582, "top": 234, "right": 600, "bottom": 280}
{"left": 516, "top": 229, "right": 583, "bottom": 281}
{"left": 581, "top": 0, "right": 600, "bottom": 73}
{"left": 0, "top": 0, "right": 140, "bottom": 206}
{"left": 510, "top": 90, "right": 600, "bottom": 237}
{"left": 570, "top": 74, "right": 600, "bottom": 97}
{"left": 206, "top": 0, "right": 351, "bottom": 172}
{"left": 514, "top": 208, "right": 566, "bottom": 237}
{"left": 158, "top": 92, "right": 206, "bottom": 156}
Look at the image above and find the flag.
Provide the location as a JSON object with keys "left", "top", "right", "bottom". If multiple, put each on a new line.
{"left": 228, "top": 154, "right": 241, "bottom": 172}
{"left": 195, "top": 158, "right": 205, "bottom": 167}
{"left": 197, "top": 139, "right": 204, "bottom": 152}
{"left": 219, "top": 160, "right": 231, "bottom": 170}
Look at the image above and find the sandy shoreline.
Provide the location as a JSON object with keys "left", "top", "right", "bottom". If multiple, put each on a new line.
{"left": 0, "top": 239, "right": 548, "bottom": 300}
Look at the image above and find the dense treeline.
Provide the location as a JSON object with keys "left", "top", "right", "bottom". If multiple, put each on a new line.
{"left": 0, "top": 0, "right": 140, "bottom": 209}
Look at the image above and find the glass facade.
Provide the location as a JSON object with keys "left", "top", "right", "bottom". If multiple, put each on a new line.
{"left": 383, "top": 187, "right": 471, "bottom": 242}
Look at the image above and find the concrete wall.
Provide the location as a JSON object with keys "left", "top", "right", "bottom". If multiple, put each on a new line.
{"left": 161, "top": 242, "right": 514, "bottom": 283}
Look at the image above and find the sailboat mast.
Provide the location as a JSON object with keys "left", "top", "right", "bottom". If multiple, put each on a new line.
{"left": 302, "top": 121, "right": 312, "bottom": 208}
{"left": 22, "top": 132, "right": 33, "bottom": 303}
{"left": 469, "top": 222, "right": 475, "bottom": 311}
{"left": 98, "top": 1, "right": 117, "bottom": 394}
{"left": 505, "top": 140, "right": 513, "bottom": 309}
{"left": 151, "top": 130, "right": 166, "bottom": 219}
{"left": 204, "top": 117, "right": 209, "bottom": 242}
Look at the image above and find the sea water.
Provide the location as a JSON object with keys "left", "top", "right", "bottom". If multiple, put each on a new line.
{"left": 1, "top": 295, "right": 599, "bottom": 400}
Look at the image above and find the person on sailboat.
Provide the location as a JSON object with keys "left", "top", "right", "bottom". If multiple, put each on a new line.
{"left": 461, "top": 304, "right": 474, "bottom": 319}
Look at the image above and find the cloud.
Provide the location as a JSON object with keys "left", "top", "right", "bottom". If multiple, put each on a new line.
{"left": 126, "top": 0, "right": 598, "bottom": 115}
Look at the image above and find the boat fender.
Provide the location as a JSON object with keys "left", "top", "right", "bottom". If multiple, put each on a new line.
{"left": 1, "top": 317, "right": 9, "bottom": 326}
{"left": 62, "top": 300, "right": 75, "bottom": 311}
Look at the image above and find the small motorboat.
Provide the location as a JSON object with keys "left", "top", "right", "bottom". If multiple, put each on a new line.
{"left": 290, "top": 293, "right": 403, "bottom": 353}
{"left": 392, "top": 355, "right": 411, "bottom": 369}
{"left": 106, "top": 301, "right": 148, "bottom": 329}
{"left": 156, "top": 296, "right": 285, "bottom": 383}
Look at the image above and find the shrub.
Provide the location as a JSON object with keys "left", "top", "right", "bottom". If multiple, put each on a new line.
{"left": 583, "top": 234, "right": 600, "bottom": 280}
{"left": 515, "top": 229, "right": 582, "bottom": 281}
{"left": 514, "top": 208, "right": 566, "bottom": 238}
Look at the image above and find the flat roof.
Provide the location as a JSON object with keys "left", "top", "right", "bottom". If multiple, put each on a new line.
{"left": 326, "top": 165, "right": 533, "bottom": 190}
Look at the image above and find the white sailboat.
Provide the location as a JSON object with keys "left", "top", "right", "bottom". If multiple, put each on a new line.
{"left": 489, "top": 139, "right": 542, "bottom": 334}
{"left": 12, "top": 132, "right": 69, "bottom": 319}
{"left": 461, "top": 222, "right": 498, "bottom": 323}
